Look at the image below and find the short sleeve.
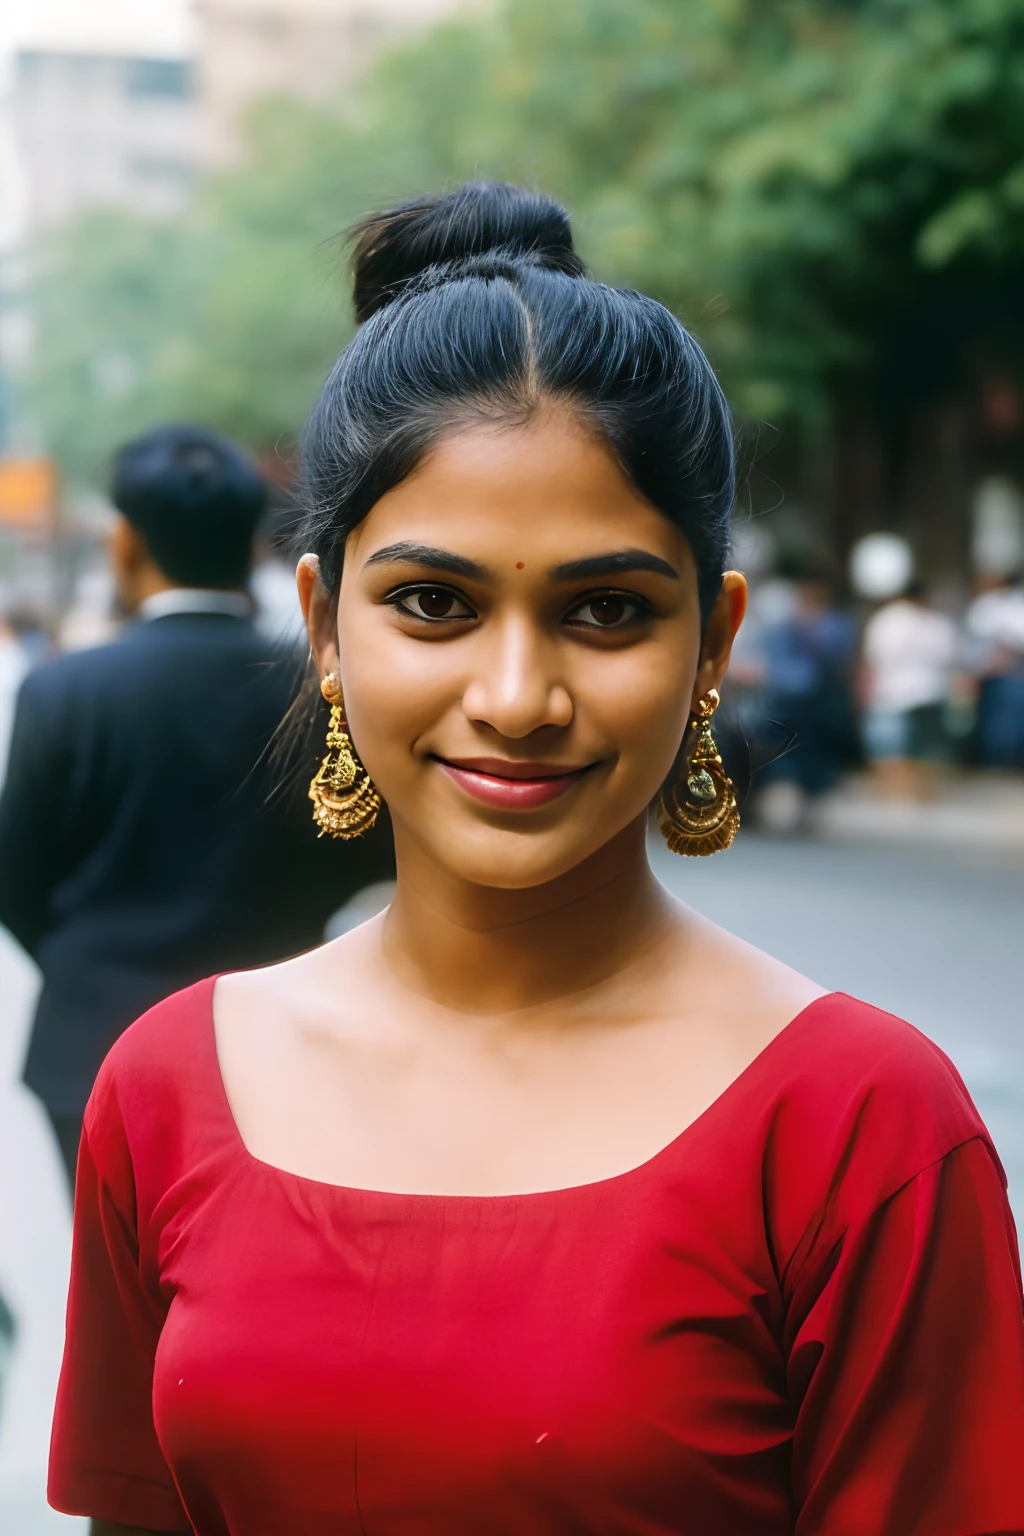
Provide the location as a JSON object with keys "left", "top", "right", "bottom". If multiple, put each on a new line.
{"left": 48, "top": 1075, "right": 189, "bottom": 1530}
{"left": 789, "top": 1136, "right": 1024, "bottom": 1534}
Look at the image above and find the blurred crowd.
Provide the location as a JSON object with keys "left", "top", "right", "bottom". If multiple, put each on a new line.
{"left": 728, "top": 557, "right": 1024, "bottom": 829}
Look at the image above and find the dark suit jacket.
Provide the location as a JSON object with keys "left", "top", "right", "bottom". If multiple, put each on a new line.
{"left": 0, "top": 613, "right": 395, "bottom": 1115}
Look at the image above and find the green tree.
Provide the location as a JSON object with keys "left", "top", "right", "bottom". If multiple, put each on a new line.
{"left": 25, "top": 107, "right": 375, "bottom": 481}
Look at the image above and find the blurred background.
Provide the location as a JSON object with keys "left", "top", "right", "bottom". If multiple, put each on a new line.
{"left": 1, "top": 0, "right": 1023, "bottom": 1528}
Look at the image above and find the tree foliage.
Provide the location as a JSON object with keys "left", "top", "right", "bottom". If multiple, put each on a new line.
{"left": 24, "top": 0, "right": 1024, "bottom": 485}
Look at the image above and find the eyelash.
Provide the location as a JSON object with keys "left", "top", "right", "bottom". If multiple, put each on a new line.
{"left": 565, "top": 593, "right": 653, "bottom": 631}
{"left": 388, "top": 585, "right": 475, "bottom": 623}
{"left": 385, "top": 584, "right": 653, "bottom": 631}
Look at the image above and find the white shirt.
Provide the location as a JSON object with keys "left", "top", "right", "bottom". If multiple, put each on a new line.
{"left": 965, "top": 586, "right": 1024, "bottom": 671}
{"left": 249, "top": 557, "right": 308, "bottom": 648}
{"left": 863, "top": 599, "right": 958, "bottom": 712}
{"left": 138, "top": 588, "right": 253, "bottom": 622}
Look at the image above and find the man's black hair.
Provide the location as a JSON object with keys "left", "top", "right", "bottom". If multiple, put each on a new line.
{"left": 111, "top": 425, "right": 267, "bottom": 589}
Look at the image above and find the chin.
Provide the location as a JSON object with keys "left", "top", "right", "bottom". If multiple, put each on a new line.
{"left": 427, "top": 822, "right": 625, "bottom": 892}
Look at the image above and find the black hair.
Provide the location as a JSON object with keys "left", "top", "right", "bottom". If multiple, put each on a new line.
{"left": 111, "top": 424, "right": 267, "bottom": 589}
{"left": 300, "top": 181, "right": 734, "bottom": 622}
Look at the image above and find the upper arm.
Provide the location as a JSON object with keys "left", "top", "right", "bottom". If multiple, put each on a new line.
{"left": 49, "top": 1083, "right": 190, "bottom": 1533}
{"left": 789, "top": 1137, "right": 1024, "bottom": 1534}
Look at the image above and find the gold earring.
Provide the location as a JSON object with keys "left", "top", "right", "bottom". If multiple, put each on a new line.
{"left": 660, "top": 688, "right": 739, "bottom": 857}
{"left": 308, "top": 672, "right": 381, "bottom": 839}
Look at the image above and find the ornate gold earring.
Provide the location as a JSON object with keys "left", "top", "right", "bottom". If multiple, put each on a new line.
{"left": 308, "top": 672, "right": 381, "bottom": 839}
{"left": 660, "top": 688, "right": 739, "bottom": 857}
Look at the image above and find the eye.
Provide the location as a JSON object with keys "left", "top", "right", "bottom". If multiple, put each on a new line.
{"left": 390, "top": 585, "right": 476, "bottom": 623}
{"left": 565, "top": 592, "right": 650, "bottom": 631}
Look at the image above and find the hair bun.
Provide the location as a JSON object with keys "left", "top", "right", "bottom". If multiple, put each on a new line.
{"left": 350, "top": 181, "right": 585, "bottom": 323}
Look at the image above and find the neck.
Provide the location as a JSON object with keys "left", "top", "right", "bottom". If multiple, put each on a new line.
{"left": 124, "top": 568, "right": 247, "bottom": 613}
{"left": 381, "top": 816, "right": 679, "bottom": 1016}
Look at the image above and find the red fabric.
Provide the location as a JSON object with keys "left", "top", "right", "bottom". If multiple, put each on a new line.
{"left": 50, "top": 982, "right": 1024, "bottom": 1535}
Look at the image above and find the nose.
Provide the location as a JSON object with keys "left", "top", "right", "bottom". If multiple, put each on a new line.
{"left": 461, "top": 615, "right": 573, "bottom": 738}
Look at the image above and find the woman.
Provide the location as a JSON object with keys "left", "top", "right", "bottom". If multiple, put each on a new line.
{"left": 50, "top": 184, "right": 1024, "bottom": 1536}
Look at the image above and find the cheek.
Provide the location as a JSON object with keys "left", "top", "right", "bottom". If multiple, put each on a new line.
{"left": 587, "top": 635, "right": 697, "bottom": 782}
{"left": 335, "top": 611, "right": 454, "bottom": 771}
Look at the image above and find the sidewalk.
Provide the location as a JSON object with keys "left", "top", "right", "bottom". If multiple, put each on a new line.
{"left": 808, "top": 772, "right": 1024, "bottom": 854}
{"left": 0, "top": 934, "right": 84, "bottom": 1533}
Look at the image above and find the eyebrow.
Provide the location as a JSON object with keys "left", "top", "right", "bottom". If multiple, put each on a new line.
{"left": 362, "top": 541, "right": 679, "bottom": 584}
{"left": 363, "top": 542, "right": 490, "bottom": 579}
{"left": 550, "top": 549, "right": 679, "bottom": 582}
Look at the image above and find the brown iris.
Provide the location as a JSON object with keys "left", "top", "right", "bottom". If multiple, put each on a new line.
{"left": 587, "top": 596, "right": 626, "bottom": 627}
{"left": 417, "top": 589, "right": 458, "bottom": 618}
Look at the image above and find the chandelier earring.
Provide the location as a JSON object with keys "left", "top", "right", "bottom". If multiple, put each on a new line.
{"left": 308, "top": 672, "right": 381, "bottom": 839}
{"left": 659, "top": 688, "right": 740, "bottom": 857}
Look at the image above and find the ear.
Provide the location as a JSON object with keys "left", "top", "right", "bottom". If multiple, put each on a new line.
{"left": 297, "top": 554, "right": 340, "bottom": 684}
{"left": 108, "top": 513, "right": 152, "bottom": 610}
{"left": 108, "top": 512, "right": 146, "bottom": 573}
{"left": 690, "top": 571, "right": 748, "bottom": 710}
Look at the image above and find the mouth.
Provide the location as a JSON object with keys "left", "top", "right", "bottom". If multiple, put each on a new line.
{"left": 432, "top": 755, "right": 598, "bottom": 810}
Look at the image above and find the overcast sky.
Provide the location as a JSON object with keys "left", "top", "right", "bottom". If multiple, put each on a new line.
{"left": 0, "top": 0, "right": 195, "bottom": 64}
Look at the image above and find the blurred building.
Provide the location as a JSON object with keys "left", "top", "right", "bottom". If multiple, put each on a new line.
{"left": 9, "top": 48, "right": 198, "bottom": 237}
{"left": 194, "top": 0, "right": 466, "bottom": 163}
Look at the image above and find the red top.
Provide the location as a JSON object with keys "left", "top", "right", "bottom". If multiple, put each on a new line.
{"left": 51, "top": 981, "right": 1024, "bottom": 1535}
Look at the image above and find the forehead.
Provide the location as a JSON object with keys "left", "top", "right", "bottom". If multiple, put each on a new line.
{"left": 346, "top": 410, "right": 693, "bottom": 573}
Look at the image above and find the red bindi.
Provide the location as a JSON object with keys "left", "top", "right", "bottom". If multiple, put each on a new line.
{"left": 515, "top": 561, "right": 525, "bottom": 570}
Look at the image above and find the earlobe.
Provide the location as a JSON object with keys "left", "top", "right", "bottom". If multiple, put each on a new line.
{"left": 110, "top": 513, "right": 143, "bottom": 573}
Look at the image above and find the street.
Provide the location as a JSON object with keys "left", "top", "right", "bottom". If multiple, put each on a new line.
{"left": 652, "top": 833, "right": 1024, "bottom": 1200}
{"left": 0, "top": 833, "right": 1021, "bottom": 1532}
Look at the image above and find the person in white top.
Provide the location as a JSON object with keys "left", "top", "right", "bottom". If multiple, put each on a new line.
{"left": 964, "top": 575, "right": 1024, "bottom": 767}
{"left": 861, "top": 581, "right": 959, "bottom": 797}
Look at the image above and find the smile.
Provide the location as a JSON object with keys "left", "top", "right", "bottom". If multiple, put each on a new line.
{"left": 433, "top": 756, "right": 596, "bottom": 810}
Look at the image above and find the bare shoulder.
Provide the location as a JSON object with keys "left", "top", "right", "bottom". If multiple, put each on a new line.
{"left": 221, "top": 912, "right": 382, "bottom": 997}
{"left": 213, "top": 916, "right": 386, "bottom": 1057}
{"left": 211, "top": 916, "right": 401, "bottom": 1175}
{"left": 651, "top": 903, "right": 985, "bottom": 1175}
{"left": 656, "top": 896, "right": 828, "bottom": 1053}
{"left": 680, "top": 910, "right": 967, "bottom": 1102}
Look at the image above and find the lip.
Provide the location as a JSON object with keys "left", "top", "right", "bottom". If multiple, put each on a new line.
{"left": 433, "top": 755, "right": 596, "bottom": 810}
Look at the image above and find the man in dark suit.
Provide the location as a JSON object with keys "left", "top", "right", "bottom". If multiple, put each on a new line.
{"left": 0, "top": 425, "right": 393, "bottom": 1183}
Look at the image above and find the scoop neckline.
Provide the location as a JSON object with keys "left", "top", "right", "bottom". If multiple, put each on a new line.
{"left": 204, "top": 974, "right": 838, "bottom": 1206}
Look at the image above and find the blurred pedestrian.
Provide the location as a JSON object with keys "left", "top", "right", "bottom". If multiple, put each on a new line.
{"left": 753, "top": 568, "right": 858, "bottom": 830}
{"left": 861, "top": 579, "right": 958, "bottom": 798}
{"left": 0, "top": 425, "right": 394, "bottom": 1186}
{"left": 965, "top": 573, "right": 1024, "bottom": 769}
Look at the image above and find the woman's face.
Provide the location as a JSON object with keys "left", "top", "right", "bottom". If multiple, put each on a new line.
{"left": 301, "top": 406, "right": 745, "bottom": 890}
